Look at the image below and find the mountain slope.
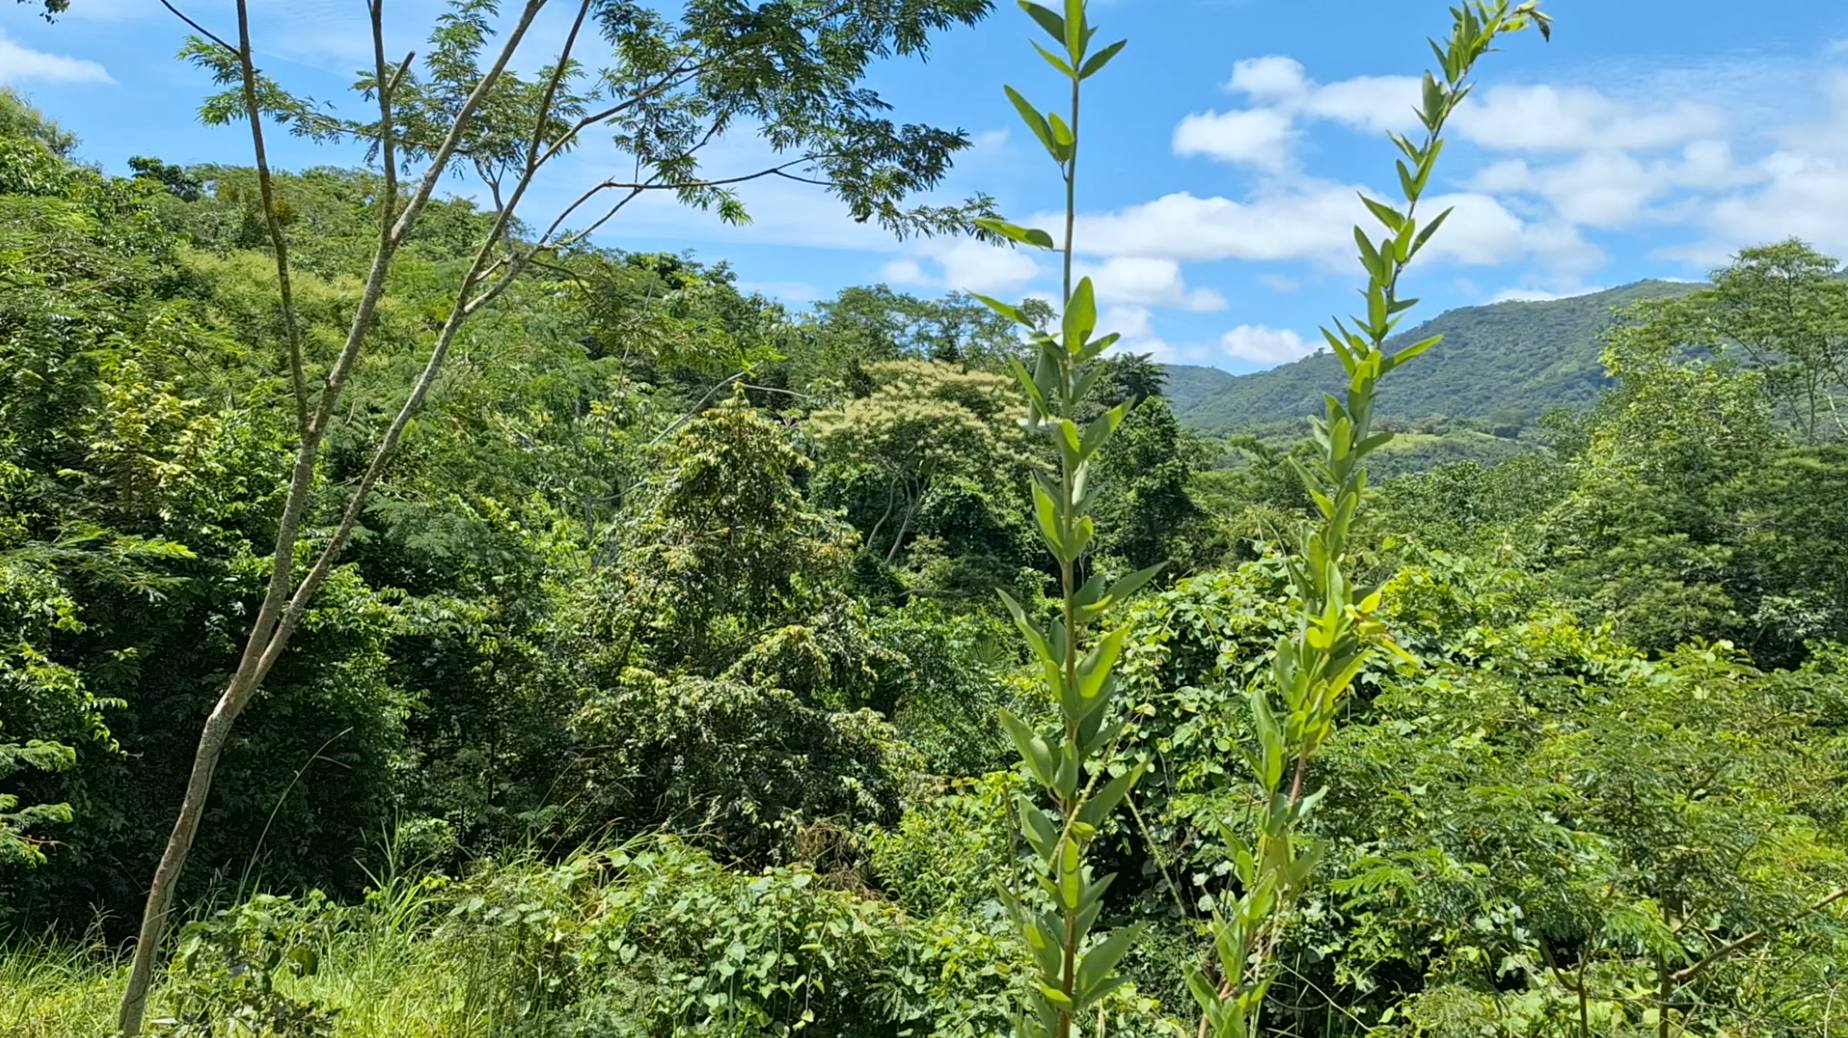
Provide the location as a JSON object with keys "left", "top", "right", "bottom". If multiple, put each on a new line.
{"left": 1163, "top": 363, "right": 1242, "bottom": 416}
{"left": 1171, "top": 280, "right": 1697, "bottom": 432}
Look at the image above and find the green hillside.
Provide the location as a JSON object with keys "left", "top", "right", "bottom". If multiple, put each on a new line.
{"left": 1172, "top": 280, "right": 1697, "bottom": 431}
{"left": 1162, "top": 362, "right": 1242, "bottom": 415}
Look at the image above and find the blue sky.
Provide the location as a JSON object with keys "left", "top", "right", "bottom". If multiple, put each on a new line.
{"left": 6, "top": 0, "right": 1848, "bottom": 372}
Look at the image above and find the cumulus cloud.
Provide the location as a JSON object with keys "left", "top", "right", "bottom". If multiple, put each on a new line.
{"left": 1470, "top": 139, "right": 1767, "bottom": 232}
{"left": 1099, "top": 305, "right": 1192, "bottom": 364}
{"left": 1218, "top": 325, "right": 1316, "bottom": 366}
{"left": 1452, "top": 83, "right": 1727, "bottom": 153}
{"left": 1058, "top": 182, "right": 1599, "bottom": 274}
{"left": 1174, "top": 55, "right": 1417, "bottom": 168}
{"left": 1173, "top": 107, "right": 1297, "bottom": 169}
{"left": 0, "top": 32, "right": 114, "bottom": 85}
{"left": 737, "top": 280, "right": 821, "bottom": 303}
{"left": 1076, "top": 257, "right": 1227, "bottom": 311}
{"left": 880, "top": 239, "right": 1041, "bottom": 294}
{"left": 1666, "top": 150, "right": 1848, "bottom": 263}
{"left": 880, "top": 259, "right": 930, "bottom": 285}
{"left": 1227, "top": 55, "right": 1310, "bottom": 99}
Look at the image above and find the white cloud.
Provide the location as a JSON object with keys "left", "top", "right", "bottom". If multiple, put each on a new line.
{"left": 1180, "top": 54, "right": 1733, "bottom": 203}
{"left": 881, "top": 239, "right": 1041, "bottom": 294}
{"left": 1227, "top": 56, "right": 1309, "bottom": 99}
{"left": 0, "top": 32, "right": 113, "bottom": 85}
{"left": 1299, "top": 75, "right": 1421, "bottom": 134}
{"left": 1061, "top": 182, "right": 1599, "bottom": 274}
{"left": 1218, "top": 325, "right": 1315, "bottom": 366}
{"left": 970, "top": 129, "right": 1011, "bottom": 153}
{"left": 1076, "top": 257, "right": 1227, "bottom": 311}
{"left": 1667, "top": 150, "right": 1848, "bottom": 263}
{"left": 1172, "top": 107, "right": 1297, "bottom": 169}
{"left": 1470, "top": 139, "right": 1766, "bottom": 232}
{"left": 1179, "top": 56, "right": 1416, "bottom": 169}
{"left": 1515, "top": 151, "right": 1656, "bottom": 228}
{"left": 1067, "top": 189, "right": 1354, "bottom": 263}
{"left": 1470, "top": 159, "right": 1535, "bottom": 194}
{"left": 1452, "top": 83, "right": 1726, "bottom": 153}
{"left": 1100, "top": 305, "right": 1184, "bottom": 363}
{"left": 880, "top": 259, "right": 930, "bottom": 285}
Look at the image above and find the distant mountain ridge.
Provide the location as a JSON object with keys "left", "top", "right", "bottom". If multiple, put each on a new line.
{"left": 1167, "top": 280, "right": 1698, "bottom": 432}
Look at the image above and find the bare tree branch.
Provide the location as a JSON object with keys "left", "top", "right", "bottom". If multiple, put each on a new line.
{"left": 231, "top": 0, "right": 309, "bottom": 437}
{"left": 155, "top": 0, "right": 235, "bottom": 55}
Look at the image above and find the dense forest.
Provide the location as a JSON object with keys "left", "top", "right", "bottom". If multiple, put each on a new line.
{"left": 4, "top": 1, "right": 1848, "bottom": 1036}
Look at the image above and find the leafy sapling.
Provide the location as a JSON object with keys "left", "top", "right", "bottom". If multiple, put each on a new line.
{"left": 974, "top": 2, "right": 1155, "bottom": 1036}
{"left": 1188, "top": 4, "right": 1551, "bottom": 1037}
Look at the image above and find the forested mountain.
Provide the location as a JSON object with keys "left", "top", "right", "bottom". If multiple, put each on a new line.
{"left": 1157, "top": 362, "right": 1241, "bottom": 416}
{"left": 1173, "top": 280, "right": 1698, "bottom": 431}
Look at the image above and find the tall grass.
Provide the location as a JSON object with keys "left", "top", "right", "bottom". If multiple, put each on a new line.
{"left": 2, "top": 833, "right": 1093, "bottom": 1038}
{"left": 1, "top": 844, "right": 552, "bottom": 1038}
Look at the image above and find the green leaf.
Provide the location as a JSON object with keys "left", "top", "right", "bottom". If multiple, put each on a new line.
{"left": 1058, "top": 839, "right": 1083, "bottom": 908}
{"left": 1032, "top": 41, "right": 1075, "bottom": 77}
{"left": 1032, "top": 478, "right": 1066, "bottom": 559}
{"left": 1077, "top": 626, "right": 1128, "bottom": 703}
{"left": 972, "top": 292, "right": 1032, "bottom": 326}
{"left": 1079, "top": 39, "right": 1127, "bottom": 79}
{"left": 1048, "top": 112, "right": 1075, "bottom": 149}
{"left": 1387, "top": 333, "right": 1442, "bottom": 370}
{"left": 1018, "top": 1, "right": 1065, "bottom": 43}
{"left": 1063, "top": 277, "right": 1097, "bottom": 349}
{"left": 1076, "top": 926, "right": 1139, "bottom": 1003}
{"left": 1410, "top": 206, "right": 1453, "bottom": 259}
{"left": 1000, "top": 709, "right": 1057, "bottom": 787}
{"left": 1005, "top": 85, "right": 1057, "bottom": 157}
{"left": 973, "top": 217, "right": 1056, "bottom": 250}
{"left": 1078, "top": 763, "right": 1143, "bottom": 828}
{"left": 1359, "top": 194, "right": 1404, "bottom": 232}
{"left": 1078, "top": 402, "right": 1128, "bottom": 460}
{"left": 1102, "top": 563, "right": 1165, "bottom": 609}
{"left": 997, "top": 588, "right": 1056, "bottom": 668}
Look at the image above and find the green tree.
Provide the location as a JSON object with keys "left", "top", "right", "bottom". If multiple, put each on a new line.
{"left": 1091, "top": 395, "right": 1215, "bottom": 572}
{"left": 1701, "top": 239, "right": 1848, "bottom": 442}
{"left": 0, "top": 726, "right": 74, "bottom": 869}
{"left": 109, "top": 0, "right": 1001, "bottom": 1028}
{"left": 604, "top": 387, "right": 854, "bottom": 672}
{"left": 810, "top": 358, "right": 1027, "bottom": 567}
{"left": 776, "top": 286, "right": 1054, "bottom": 411}
{"left": 1541, "top": 305, "right": 1775, "bottom": 653}
{"left": 0, "top": 87, "right": 75, "bottom": 156}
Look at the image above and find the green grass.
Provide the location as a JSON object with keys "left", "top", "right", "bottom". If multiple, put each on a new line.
{"left": 1, "top": 878, "right": 500, "bottom": 1038}
{"left": 0, "top": 835, "right": 1087, "bottom": 1038}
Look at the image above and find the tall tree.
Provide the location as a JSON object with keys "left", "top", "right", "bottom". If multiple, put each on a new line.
{"left": 108, "top": 0, "right": 995, "bottom": 1030}
{"left": 810, "top": 358, "right": 1025, "bottom": 566}
{"left": 1666, "top": 239, "right": 1848, "bottom": 443}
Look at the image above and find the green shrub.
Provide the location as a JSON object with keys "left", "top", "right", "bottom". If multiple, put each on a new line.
{"left": 568, "top": 672, "right": 918, "bottom": 864}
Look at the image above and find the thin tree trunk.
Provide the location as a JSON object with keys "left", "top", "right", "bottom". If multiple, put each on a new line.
{"left": 115, "top": 4, "right": 548, "bottom": 1032}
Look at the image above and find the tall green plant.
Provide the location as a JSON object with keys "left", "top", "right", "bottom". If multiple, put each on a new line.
{"left": 973, "top": 3, "right": 1150, "bottom": 1036}
{"left": 1189, "top": 5, "right": 1550, "bottom": 1036}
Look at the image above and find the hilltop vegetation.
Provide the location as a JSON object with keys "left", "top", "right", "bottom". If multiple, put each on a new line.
{"left": 5, "top": 2, "right": 1848, "bottom": 1037}
{"left": 1172, "top": 281, "right": 1697, "bottom": 433}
